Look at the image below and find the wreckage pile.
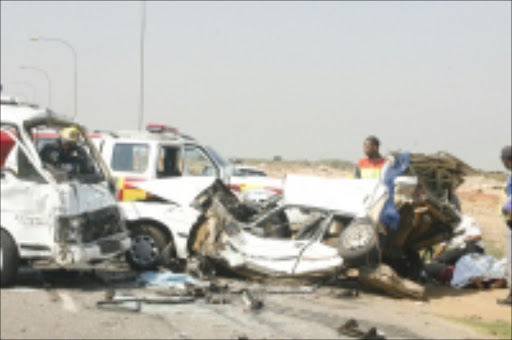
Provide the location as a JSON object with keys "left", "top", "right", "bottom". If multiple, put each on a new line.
{"left": 182, "top": 152, "right": 481, "bottom": 301}
{"left": 356, "top": 152, "right": 476, "bottom": 300}
{"left": 393, "top": 152, "right": 475, "bottom": 250}
{"left": 408, "top": 152, "right": 476, "bottom": 200}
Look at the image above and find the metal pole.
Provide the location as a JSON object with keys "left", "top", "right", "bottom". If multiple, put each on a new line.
{"left": 138, "top": 1, "right": 146, "bottom": 130}
{"left": 20, "top": 66, "right": 52, "bottom": 107}
{"left": 30, "top": 37, "right": 78, "bottom": 119}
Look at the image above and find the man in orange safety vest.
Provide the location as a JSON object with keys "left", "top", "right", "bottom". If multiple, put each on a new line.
{"left": 354, "top": 135, "right": 387, "bottom": 179}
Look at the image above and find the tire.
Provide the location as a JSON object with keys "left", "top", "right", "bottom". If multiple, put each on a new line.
{"left": 126, "top": 224, "right": 170, "bottom": 271}
{"left": 338, "top": 218, "right": 379, "bottom": 267}
{"left": 1, "top": 229, "right": 19, "bottom": 287}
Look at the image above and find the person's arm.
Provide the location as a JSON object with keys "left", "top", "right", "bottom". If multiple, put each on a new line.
{"left": 40, "top": 143, "right": 59, "bottom": 167}
{"left": 76, "top": 146, "right": 95, "bottom": 174}
{"left": 461, "top": 216, "right": 483, "bottom": 243}
{"left": 465, "top": 234, "right": 482, "bottom": 242}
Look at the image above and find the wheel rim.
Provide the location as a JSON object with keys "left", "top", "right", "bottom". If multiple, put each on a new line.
{"left": 341, "top": 224, "right": 373, "bottom": 250}
{"left": 129, "top": 234, "right": 159, "bottom": 267}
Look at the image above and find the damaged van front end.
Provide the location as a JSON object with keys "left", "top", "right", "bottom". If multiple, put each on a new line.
{"left": 52, "top": 184, "right": 130, "bottom": 267}
{"left": 0, "top": 104, "right": 130, "bottom": 286}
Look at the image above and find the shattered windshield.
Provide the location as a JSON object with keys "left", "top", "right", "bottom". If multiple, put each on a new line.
{"left": 205, "top": 145, "right": 235, "bottom": 176}
{"left": 31, "top": 124, "right": 106, "bottom": 184}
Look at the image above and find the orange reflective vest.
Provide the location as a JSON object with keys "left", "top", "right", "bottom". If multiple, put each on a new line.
{"left": 358, "top": 157, "right": 387, "bottom": 179}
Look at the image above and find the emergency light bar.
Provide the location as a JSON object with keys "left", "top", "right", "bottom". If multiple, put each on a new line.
{"left": 146, "top": 123, "right": 179, "bottom": 134}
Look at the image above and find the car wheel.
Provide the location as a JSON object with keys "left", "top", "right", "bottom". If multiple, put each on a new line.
{"left": 126, "top": 224, "right": 169, "bottom": 271}
{"left": 338, "top": 218, "right": 379, "bottom": 267}
{"left": 1, "top": 229, "right": 19, "bottom": 287}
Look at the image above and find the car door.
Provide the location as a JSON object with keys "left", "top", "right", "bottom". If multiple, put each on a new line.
{"left": 1, "top": 126, "right": 57, "bottom": 249}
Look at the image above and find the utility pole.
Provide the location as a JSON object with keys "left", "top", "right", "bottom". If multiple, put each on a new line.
{"left": 138, "top": 1, "right": 146, "bottom": 130}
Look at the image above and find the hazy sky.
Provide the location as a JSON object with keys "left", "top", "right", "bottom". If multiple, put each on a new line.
{"left": 1, "top": 1, "right": 511, "bottom": 170}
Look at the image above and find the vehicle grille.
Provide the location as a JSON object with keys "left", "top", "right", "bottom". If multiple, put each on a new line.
{"left": 81, "top": 206, "right": 124, "bottom": 243}
{"left": 98, "top": 239, "right": 122, "bottom": 254}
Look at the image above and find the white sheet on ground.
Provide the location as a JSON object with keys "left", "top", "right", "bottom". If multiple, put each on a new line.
{"left": 450, "top": 253, "right": 507, "bottom": 288}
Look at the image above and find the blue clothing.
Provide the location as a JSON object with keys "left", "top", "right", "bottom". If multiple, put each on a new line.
{"left": 503, "top": 176, "right": 512, "bottom": 216}
{"left": 378, "top": 153, "right": 410, "bottom": 230}
{"left": 506, "top": 176, "right": 511, "bottom": 196}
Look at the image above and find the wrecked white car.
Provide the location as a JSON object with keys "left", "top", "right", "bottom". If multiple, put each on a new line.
{"left": 133, "top": 152, "right": 465, "bottom": 281}
{"left": 0, "top": 103, "right": 131, "bottom": 286}
{"left": 129, "top": 178, "right": 344, "bottom": 278}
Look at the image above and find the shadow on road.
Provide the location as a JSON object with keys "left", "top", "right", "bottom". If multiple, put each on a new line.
{"left": 9, "top": 266, "right": 140, "bottom": 292}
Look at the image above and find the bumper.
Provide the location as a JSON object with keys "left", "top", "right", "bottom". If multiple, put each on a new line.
{"left": 54, "top": 233, "right": 131, "bottom": 267}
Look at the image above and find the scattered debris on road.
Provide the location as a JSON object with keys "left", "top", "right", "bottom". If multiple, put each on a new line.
{"left": 358, "top": 264, "right": 427, "bottom": 301}
{"left": 337, "top": 318, "right": 387, "bottom": 339}
{"left": 241, "top": 289, "right": 264, "bottom": 311}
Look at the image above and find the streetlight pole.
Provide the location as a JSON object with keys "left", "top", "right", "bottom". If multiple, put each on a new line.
{"left": 4, "top": 81, "right": 37, "bottom": 103}
{"left": 30, "top": 36, "right": 77, "bottom": 119}
{"left": 19, "top": 66, "right": 52, "bottom": 107}
{"left": 138, "top": 1, "right": 146, "bottom": 130}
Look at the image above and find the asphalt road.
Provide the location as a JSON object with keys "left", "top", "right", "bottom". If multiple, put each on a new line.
{"left": 0, "top": 267, "right": 486, "bottom": 340}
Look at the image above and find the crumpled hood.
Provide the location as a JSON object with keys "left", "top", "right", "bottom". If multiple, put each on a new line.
{"left": 283, "top": 174, "right": 388, "bottom": 216}
{"left": 58, "top": 181, "right": 117, "bottom": 215}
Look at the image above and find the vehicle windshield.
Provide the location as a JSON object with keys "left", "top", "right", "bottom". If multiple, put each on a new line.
{"left": 31, "top": 124, "right": 107, "bottom": 184}
{"left": 204, "top": 145, "right": 235, "bottom": 176}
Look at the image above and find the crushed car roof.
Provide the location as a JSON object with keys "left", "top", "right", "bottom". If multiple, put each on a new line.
{"left": 1, "top": 104, "right": 71, "bottom": 127}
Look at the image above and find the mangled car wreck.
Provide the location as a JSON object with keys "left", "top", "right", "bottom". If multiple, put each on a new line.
{"left": 0, "top": 104, "right": 131, "bottom": 286}
{"left": 131, "top": 152, "right": 470, "bottom": 296}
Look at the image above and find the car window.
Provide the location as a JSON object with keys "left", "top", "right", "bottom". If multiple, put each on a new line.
{"left": 183, "top": 144, "right": 217, "bottom": 177}
{"left": 112, "top": 143, "right": 149, "bottom": 173}
{"left": 157, "top": 146, "right": 182, "bottom": 178}
{"left": 238, "top": 168, "right": 266, "bottom": 177}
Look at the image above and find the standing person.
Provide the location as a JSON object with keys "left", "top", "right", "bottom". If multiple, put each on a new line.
{"left": 498, "top": 145, "right": 512, "bottom": 305}
{"left": 354, "top": 135, "right": 387, "bottom": 179}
